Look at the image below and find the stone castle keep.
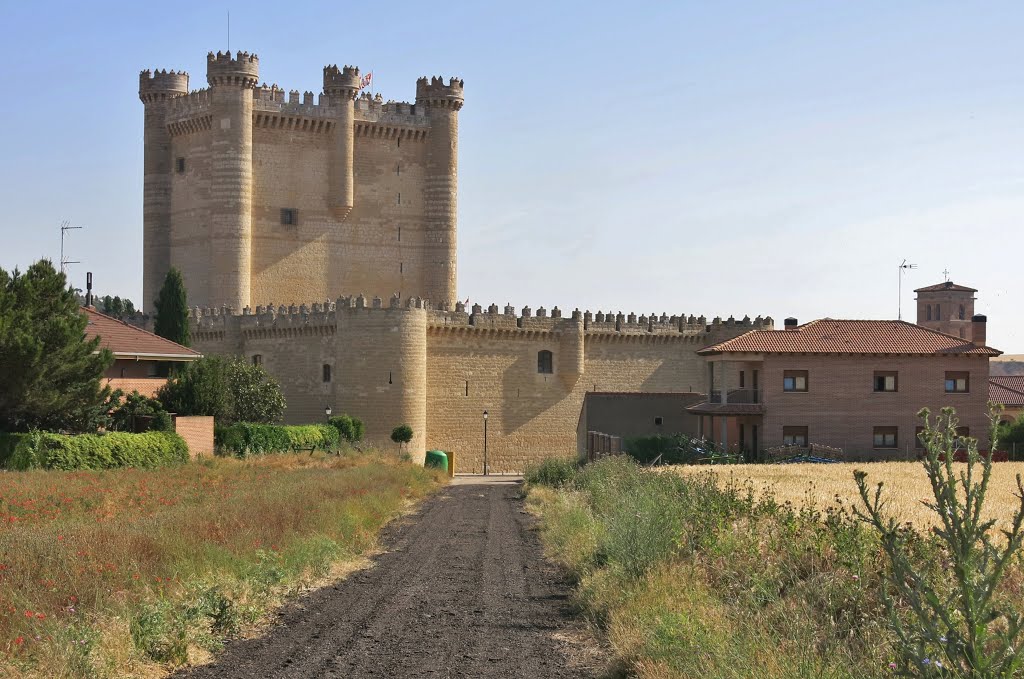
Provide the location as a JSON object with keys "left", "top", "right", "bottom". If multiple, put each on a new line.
{"left": 140, "top": 51, "right": 461, "bottom": 312}
{"left": 139, "top": 51, "right": 769, "bottom": 469}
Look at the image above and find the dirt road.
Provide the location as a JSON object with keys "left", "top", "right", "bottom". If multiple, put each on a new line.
{"left": 178, "top": 477, "right": 603, "bottom": 678}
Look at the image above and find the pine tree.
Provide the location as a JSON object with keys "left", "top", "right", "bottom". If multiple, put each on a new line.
{"left": 0, "top": 260, "right": 115, "bottom": 432}
{"left": 153, "top": 268, "right": 190, "bottom": 347}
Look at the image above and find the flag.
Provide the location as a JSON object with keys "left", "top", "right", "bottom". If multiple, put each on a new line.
{"left": 360, "top": 72, "right": 373, "bottom": 90}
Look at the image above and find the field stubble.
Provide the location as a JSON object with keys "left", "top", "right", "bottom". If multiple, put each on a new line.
{"left": 673, "top": 461, "right": 1024, "bottom": 533}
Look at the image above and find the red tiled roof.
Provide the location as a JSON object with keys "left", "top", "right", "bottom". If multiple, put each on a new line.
{"left": 698, "top": 319, "right": 1001, "bottom": 357}
{"left": 990, "top": 377, "right": 1024, "bottom": 407}
{"left": 914, "top": 281, "right": 977, "bottom": 293}
{"left": 83, "top": 307, "right": 202, "bottom": 360}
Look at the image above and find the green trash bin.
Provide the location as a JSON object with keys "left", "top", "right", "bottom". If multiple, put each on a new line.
{"left": 425, "top": 450, "right": 448, "bottom": 473}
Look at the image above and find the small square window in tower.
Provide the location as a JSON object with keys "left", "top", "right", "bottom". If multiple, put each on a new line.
{"left": 322, "top": 364, "right": 332, "bottom": 383}
{"left": 280, "top": 208, "right": 298, "bottom": 226}
{"left": 537, "top": 350, "right": 553, "bottom": 374}
{"left": 252, "top": 354, "right": 262, "bottom": 366}
{"left": 175, "top": 157, "right": 185, "bottom": 173}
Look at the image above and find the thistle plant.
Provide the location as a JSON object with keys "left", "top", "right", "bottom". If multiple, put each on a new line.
{"left": 855, "top": 406, "right": 1024, "bottom": 678}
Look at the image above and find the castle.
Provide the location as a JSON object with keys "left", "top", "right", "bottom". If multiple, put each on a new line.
{"left": 138, "top": 50, "right": 772, "bottom": 469}
{"left": 140, "top": 51, "right": 462, "bottom": 313}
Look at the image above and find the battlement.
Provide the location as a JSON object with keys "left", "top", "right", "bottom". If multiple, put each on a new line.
{"left": 415, "top": 76, "right": 464, "bottom": 110}
{"left": 171, "top": 297, "right": 773, "bottom": 337}
{"left": 139, "top": 69, "right": 189, "bottom": 103}
{"left": 206, "top": 50, "right": 259, "bottom": 87}
{"left": 323, "top": 64, "right": 361, "bottom": 97}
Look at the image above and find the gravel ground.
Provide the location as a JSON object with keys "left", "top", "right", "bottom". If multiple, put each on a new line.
{"left": 176, "top": 478, "right": 606, "bottom": 678}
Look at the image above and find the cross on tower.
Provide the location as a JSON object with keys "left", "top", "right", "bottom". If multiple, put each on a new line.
{"left": 943, "top": 268, "right": 950, "bottom": 282}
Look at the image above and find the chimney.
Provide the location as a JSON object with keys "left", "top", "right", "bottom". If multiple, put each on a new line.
{"left": 85, "top": 271, "right": 93, "bottom": 308}
{"left": 971, "top": 314, "right": 987, "bottom": 347}
{"left": 784, "top": 317, "right": 798, "bottom": 331}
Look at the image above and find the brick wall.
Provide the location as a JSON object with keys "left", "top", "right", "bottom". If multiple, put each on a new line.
{"left": 761, "top": 354, "right": 991, "bottom": 454}
{"left": 105, "top": 377, "right": 167, "bottom": 399}
{"left": 174, "top": 415, "right": 214, "bottom": 458}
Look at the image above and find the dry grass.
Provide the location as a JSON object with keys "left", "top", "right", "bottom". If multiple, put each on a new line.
{"left": 0, "top": 451, "right": 444, "bottom": 677}
{"left": 672, "top": 462, "right": 1024, "bottom": 533}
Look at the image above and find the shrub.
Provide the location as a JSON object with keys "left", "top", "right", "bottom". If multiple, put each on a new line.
{"left": 625, "top": 433, "right": 729, "bottom": 465}
{"left": 216, "top": 423, "right": 339, "bottom": 456}
{"left": 328, "top": 414, "right": 365, "bottom": 443}
{"left": 856, "top": 406, "right": 1024, "bottom": 677}
{"left": 0, "top": 432, "right": 28, "bottom": 468}
{"left": 158, "top": 356, "right": 285, "bottom": 425}
{"left": 8, "top": 431, "right": 189, "bottom": 471}
{"left": 110, "top": 391, "right": 173, "bottom": 432}
{"left": 524, "top": 457, "right": 578, "bottom": 488}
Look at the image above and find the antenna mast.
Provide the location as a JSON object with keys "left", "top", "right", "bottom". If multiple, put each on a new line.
{"left": 898, "top": 259, "right": 917, "bottom": 320}
{"left": 60, "top": 220, "right": 83, "bottom": 275}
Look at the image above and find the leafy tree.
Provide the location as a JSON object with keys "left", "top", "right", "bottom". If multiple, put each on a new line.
{"left": 390, "top": 424, "right": 413, "bottom": 452}
{"left": 226, "top": 359, "right": 286, "bottom": 424}
{"left": 109, "top": 391, "right": 173, "bottom": 432}
{"left": 856, "top": 407, "right": 1024, "bottom": 678}
{"left": 0, "top": 260, "right": 115, "bottom": 432}
{"left": 153, "top": 267, "right": 190, "bottom": 347}
{"left": 157, "top": 356, "right": 284, "bottom": 424}
{"left": 100, "top": 295, "right": 136, "bottom": 317}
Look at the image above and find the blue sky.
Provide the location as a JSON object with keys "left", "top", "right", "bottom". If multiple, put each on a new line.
{"left": 1, "top": 1, "right": 1021, "bottom": 349}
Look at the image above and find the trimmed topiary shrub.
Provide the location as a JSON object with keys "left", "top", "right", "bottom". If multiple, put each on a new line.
{"left": 8, "top": 431, "right": 189, "bottom": 471}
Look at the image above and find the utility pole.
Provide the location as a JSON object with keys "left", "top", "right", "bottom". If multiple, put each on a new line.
{"left": 483, "top": 410, "right": 489, "bottom": 476}
{"left": 60, "top": 220, "right": 82, "bottom": 275}
{"left": 898, "top": 259, "right": 917, "bottom": 320}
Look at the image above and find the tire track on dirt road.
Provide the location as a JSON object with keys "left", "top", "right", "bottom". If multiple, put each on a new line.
{"left": 176, "top": 478, "right": 604, "bottom": 678}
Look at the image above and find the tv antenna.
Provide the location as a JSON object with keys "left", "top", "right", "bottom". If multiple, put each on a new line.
{"left": 60, "top": 220, "right": 82, "bottom": 274}
{"left": 898, "top": 259, "right": 917, "bottom": 320}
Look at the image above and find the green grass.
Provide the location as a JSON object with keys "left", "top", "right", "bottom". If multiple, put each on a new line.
{"left": 526, "top": 457, "right": 988, "bottom": 679}
{"left": 0, "top": 451, "right": 444, "bottom": 677}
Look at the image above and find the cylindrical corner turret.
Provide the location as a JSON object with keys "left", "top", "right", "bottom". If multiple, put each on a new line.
{"left": 336, "top": 304, "right": 428, "bottom": 463}
{"left": 139, "top": 69, "right": 190, "bottom": 312}
{"left": 324, "top": 65, "right": 361, "bottom": 219}
{"left": 207, "top": 51, "right": 258, "bottom": 311}
{"left": 417, "top": 76, "right": 464, "bottom": 308}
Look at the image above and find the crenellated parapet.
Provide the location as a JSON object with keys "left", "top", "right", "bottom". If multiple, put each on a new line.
{"left": 206, "top": 50, "right": 259, "bottom": 88}
{"left": 139, "top": 69, "right": 189, "bottom": 103}
{"left": 415, "top": 76, "right": 464, "bottom": 110}
{"left": 323, "top": 64, "right": 361, "bottom": 100}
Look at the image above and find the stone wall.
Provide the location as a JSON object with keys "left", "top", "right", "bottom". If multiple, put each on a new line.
{"left": 147, "top": 300, "right": 769, "bottom": 472}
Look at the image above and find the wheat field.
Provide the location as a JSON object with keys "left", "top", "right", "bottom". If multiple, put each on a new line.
{"left": 673, "top": 462, "right": 1024, "bottom": 532}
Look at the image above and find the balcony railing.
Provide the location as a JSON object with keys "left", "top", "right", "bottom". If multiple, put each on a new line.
{"left": 708, "top": 388, "right": 762, "bottom": 404}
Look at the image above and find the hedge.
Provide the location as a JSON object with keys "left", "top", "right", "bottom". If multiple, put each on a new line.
{"left": 0, "top": 433, "right": 29, "bottom": 469}
{"left": 216, "top": 423, "right": 340, "bottom": 456}
{"left": 8, "top": 431, "right": 189, "bottom": 471}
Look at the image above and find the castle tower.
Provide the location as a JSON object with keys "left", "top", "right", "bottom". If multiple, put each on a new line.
{"left": 416, "top": 77, "right": 464, "bottom": 307}
{"left": 323, "top": 66, "right": 361, "bottom": 219}
{"left": 207, "top": 51, "right": 259, "bottom": 311}
{"left": 915, "top": 280, "right": 977, "bottom": 340}
{"left": 336, "top": 298, "right": 428, "bottom": 462}
{"left": 138, "top": 69, "right": 189, "bottom": 311}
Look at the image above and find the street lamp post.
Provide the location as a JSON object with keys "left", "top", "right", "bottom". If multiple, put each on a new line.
{"left": 483, "top": 410, "right": 489, "bottom": 476}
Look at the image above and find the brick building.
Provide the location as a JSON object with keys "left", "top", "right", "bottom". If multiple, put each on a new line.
{"left": 84, "top": 307, "right": 201, "bottom": 397}
{"left": 990, "top": 376, "right": 1024, "bottom": 424}
{"left": 689, "top": 316, "right": 1000, "bottom": 457}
